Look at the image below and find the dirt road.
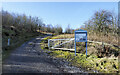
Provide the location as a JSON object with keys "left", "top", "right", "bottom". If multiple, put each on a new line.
{"left": 2, "top": 35, "right": 88, "bottom": 74}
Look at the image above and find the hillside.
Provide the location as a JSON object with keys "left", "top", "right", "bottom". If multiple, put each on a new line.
{"left": 40, "top": 34, "right": 119, "bottom": 73}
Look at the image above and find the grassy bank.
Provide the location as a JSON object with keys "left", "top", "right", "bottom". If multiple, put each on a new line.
{"left": 2, "top": 26, "right": 45, "bottom": 60}
{"left": 40, "top": 35, "right": 119, "bottom": 73}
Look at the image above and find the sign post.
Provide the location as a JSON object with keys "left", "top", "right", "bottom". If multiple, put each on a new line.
{"left": 74, "top": 29, "right": 87, "bottom": 56}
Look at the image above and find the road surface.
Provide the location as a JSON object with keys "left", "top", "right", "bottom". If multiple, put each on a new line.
{"left": 2, "top": 35, "right": 88, "bottom": 74}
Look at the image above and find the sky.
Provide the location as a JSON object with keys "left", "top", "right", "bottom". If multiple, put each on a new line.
{"left": 2, "top": 2, "right": 118, "bottom": 32}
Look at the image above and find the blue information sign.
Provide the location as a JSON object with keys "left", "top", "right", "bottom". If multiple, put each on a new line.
{"left": 75, "top": 29, "right": 87, "bottom": 56}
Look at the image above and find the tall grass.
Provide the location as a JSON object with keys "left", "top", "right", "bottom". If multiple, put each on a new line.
{"left": 51, "top": 33, "right": 119, "bottom": 46}
{"left": 88, "top": 32, "right": 118, "bottom": 46}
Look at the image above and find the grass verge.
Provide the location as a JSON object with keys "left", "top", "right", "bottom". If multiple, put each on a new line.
{"left": 2, "top": 30, "right": 45, "bottom": 61}
{"left": 40, "top": 36, "right": 119, "bottom": 73}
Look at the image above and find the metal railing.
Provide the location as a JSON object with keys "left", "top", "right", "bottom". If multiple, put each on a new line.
{"left": 48, "top": 38, "right": 75, "bottom": 51}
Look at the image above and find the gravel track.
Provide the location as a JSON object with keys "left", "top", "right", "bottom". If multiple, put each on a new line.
{"left": 2, "top": 36, "right": 88, "bottom": 74}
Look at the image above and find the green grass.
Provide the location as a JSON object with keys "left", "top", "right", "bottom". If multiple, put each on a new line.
{"left": 40, "top": 36, "right": 119, "bottom": 73}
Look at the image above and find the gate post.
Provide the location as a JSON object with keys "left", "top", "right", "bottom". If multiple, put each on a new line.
{"left": 75, "top": 32, "right": 76, "bottom": 56}
{"left": 48, "top": 39, "right": 50, "bottom": 49}
{"left": 86, "top": 42, "right": 87, "bottom": 56}
{"left": 86, "top": 32, "right": 87, "bottom": 56}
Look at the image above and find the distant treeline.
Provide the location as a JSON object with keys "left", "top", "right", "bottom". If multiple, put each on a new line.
{"left": 1, "top": 10, "right": 63, "bottom": 34}
{"left": 1, "top": 9, "right": 119, "bottom": 35}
